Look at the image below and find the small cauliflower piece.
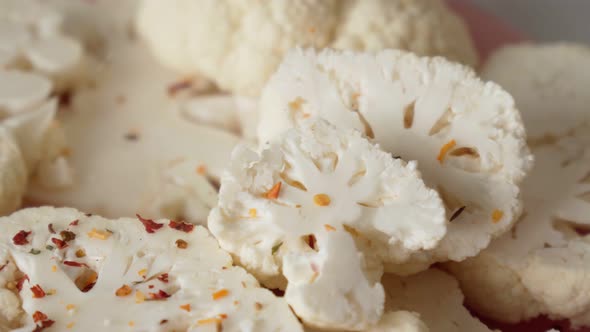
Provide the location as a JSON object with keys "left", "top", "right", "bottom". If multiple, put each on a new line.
{"left": 382, "top": 269, "right": 494, "bottom": 332}
{"left": 258, "top": 48, "right": 533, "bottom": 274}
{"left": 0, "top": 129, "right": 26, "bottom": 215}
{"left": 366, "top": 312, "right": 429, "bottom": 332}
{"left": 27, "top": 40, "right": 239, "bottom": 220}
{"left": 209, "top": 119, "right": 446, "bottom": 330}
{"left": 0, "top": 207, "right": 303, "bottom": 331}
{"left": 481, "top": 43, "right": 590, "bottom": 141}
{"left": 448, "top": 128, "right": 590, "bottom": 326}
{"left": 0, "top": 0, "right": 85, "bottom": 90}
{"left": 137, "top": 0, "right": 477, "bottom": 96}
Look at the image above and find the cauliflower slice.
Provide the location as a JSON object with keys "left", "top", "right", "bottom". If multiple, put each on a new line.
{"left": 0, "top": 129, "right": 26, "bottom": 215}
{"left": 136, "top": 0, "right": 477, "bottom": 96}
{"left": 26, "top": 39, "right": 239, "bottom": 221}
{"left": 258, "top": 48, "right": 533, "bottom": 273}
{"left": 481, "top": 43, "right": 590, "bottom": 141}
{"left": 209, "top": 119, "right": 446, "bottom": 330}
{"left": 382, "top": 269, "right": 494, "bottom": 332}
{"left": 0, "top": 207, "right": 303, "bottom": 331}
{"left": 0, "top": 0, "right": 84, "bottom": 90}
{"left": 448, "top": 128, "right": 590, "bottom": 325}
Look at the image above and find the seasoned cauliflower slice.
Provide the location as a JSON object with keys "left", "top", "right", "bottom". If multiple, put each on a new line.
{"left": 481, "top": 43, "right": 590, "bottom": 141}
{"left": 137, "top": 0, "right": 477, "bottom": 96}
{"left": 383, "top": 269, "right": 494, "bottom": 332}
{"left": 448, "top": 127, "right": 590, "bottom": 326}
{"left": 27, "top": 40, "right": 239, "bottom": 221}
{"left": 0, "top": 129, "right": 26, "bottom": 215}
{"left": 0, "top": 0, "right": 84, "bottom": 90}
{"left": 258, "top": 48, "right": 533, "bottom": 274}
{"left": 0, "top": 207, "right": 303, "bottom": 331}
{"left": 0, "top": 70, "right": 72, "bottom": 189}
{"left": 209, "top": 119, "right": 446, "bottom": 330}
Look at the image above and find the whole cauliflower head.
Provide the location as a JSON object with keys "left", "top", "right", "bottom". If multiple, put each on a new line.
{"left": 0, "top": 207, "right": 303, "bottom": 331}
{"left": 209, "top": 119, "right": 446, "bottom": 330}
{"left": 137, "top": 0, "right": 477, "bottom": 96}
{"left": 481, "top": 43, "right": 590, "bottom": 141}
{"left": 0, "top": 129, "right": 26, "bottom": 215}
{"left": 448, "top": 126, "right": 590, "bottom": 326}
{"left": 258, "top": 48, "right": 533, "bottom": 274}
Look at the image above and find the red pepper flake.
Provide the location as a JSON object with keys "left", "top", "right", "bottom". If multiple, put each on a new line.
{"left": 157, "top": 273, "right": 169, "bottom": 283}
{"left": 175, "top": 239, "right": 188, "bottom": 249}
{"left": 265, "top": 182, "right": 282, "bottom": 200}
{"left": 0, "top": 261, "right": 7, "bottom": 272}
{"left": 31, "top": 284, "right": 46, "bottom": 298}
{"left": 51, "top": 238, "right": 68, "bottom": 249}
{"left": 32, "top": 311, "right": 48, "bottom": 322}
{"left": 149, "top": 290, "right": 171, "bottom": 300}
{"left": 16, "top": 275, "right": 29, "bottom": 292}
{"left": 12, "top": 230, "right": 31, "bottom": 245}
{"left": 305, "top": 234, "right": 317, "bottom": 250}
{"left": 169, "top": 220, "right": 194, "bottom": 233}
{"left": 69, "top": 219, "right": 79, "bottom": 226}
{"left": 136, "top": 214, "right": 164, "bottom": 233}
{"left": 48, "top": 224, "right": 56, "bottom": 234}
{"left": 82, "top": 282, "right": 96, "bottom": 293}
{"left": 33, "top": 319, "right": 55, "bottom": 332}
{"left": 148, "top": 285, "right": 154, "bottom": 289}
{"left": 63, "top": 261, "right": 89, "bottom": 268}
{"left": 212, "top": 288, "right": 229, "bottom": 300}
{"left": 60, "top": 230, "right": 76, "bottom": 242}
{"left": 116, "top": 284, "right": 132, "bottom": 297}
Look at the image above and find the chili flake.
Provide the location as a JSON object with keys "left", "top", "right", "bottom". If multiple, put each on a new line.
{"left": 66, "top": 304, "right": 76, "bottom": 310}
{"left": 31, "top": 284, "right": 46, "bottom": 298}
{"left": 32, "top": 311, "right": 48, "bottom": 322}
{"left": 136, "top": 214, "right": 164, "bottom": 233}
{"left": 180, "top": 304, "right": 191, "bottom": 312}
{"left": 196, "top": 164, "right": 207, "bottom": 175}
{"left": 249, "top": 208, "right": 257, "bottom": 218}
{"left": 16, "top": 275, "right": 29, "bottom": 291}
{"left": 313, "top": 194, "right": 331, "bottom": 206}
{"left": 48, "top": 224, "right": 56, "bottom": 234}
{"left": 305, "top": 234, "right": 317, "bottom": 250}
{"left": 492, "top": 209, "right": 504, "bottom": 223}
{"left": 212, "top": 288, "right": 229, "bottom": 300}
{"left": 63, "top": 261, "right": 89, "bottom": 268}
{"left": 343, "top": 225, "right": 360, "bottom": 237}
{"left": 0, "top": 262, "right": 7, "bottom": 272}
{"left": 87, "top": 228, "right": 111, "bottom": 240}
{"left": 12, "top": 230, "right": 31, "bottom": 245}
{"left": 75, "top": 249, "right": 86, "bottom": 258}
{"left": 324, "top": 224, "right": 336, "bottom": 232}
{"left": 169, "top": 220, "right": 194, "bottom": 233}
{"left": 149, "top": 290, "right": 171, "bottom": 300}
{"left": 265, "top": 182, "right": 282, "bottom": 199}
{"left": 128, "top": 321, "right": 135, "bottom": 327}
{"left": 197, "top": 317, "right": 222, "bottom": 325}
{"left": 51, "top": 238, "right": 68, "bottom": 249}
{"left": 32, "top": 319, "right": 54, "bottom": 332}
{"left": 437, "top": 139, "right": 456, "bottom": 164}
{"left": 116, "top": 285, "right": 132, "bottom": 297}
{"left": 60, "top": 230, "right": 76, "bottom": 242}
{"left": 51, "top": 266, "right": 57, "bottom": 272}
{"left": 176, "top": 239, "right": 188, "bottom": 249}
{"left": 135, "top": 290, "right": 146, "bottom": 303}
{"left": 66, "top": 322, "right": 75, "bottom": 329}
{"left": 157, "top": 273, "right": 169, "bottom": 283}
{"left": 138, "top": 269, "right": 148, "bottom": 278}
{"left": 69, "top": 219, "right": 79, "bottom": 226}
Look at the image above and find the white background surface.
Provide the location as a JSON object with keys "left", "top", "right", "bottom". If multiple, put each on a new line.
{"left": 471, "top": 0, "right": 590, "bottom": 43}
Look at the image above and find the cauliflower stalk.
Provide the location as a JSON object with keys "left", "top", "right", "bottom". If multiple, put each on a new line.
{"left": 258, "top": 48, "right": 533, "bottom": 274}
{"left": 0, "top": 207, "right": 303, "bottom": 331}
{"left": 0, "top": 129, "right": 26, "bottom": 216}
{"left": 209, "top": 119, "right": 446, "bottom": 330}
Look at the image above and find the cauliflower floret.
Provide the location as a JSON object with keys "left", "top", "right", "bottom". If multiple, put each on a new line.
{"left": 0, "top": 207, "right": 303, "bottom": 331}
{"left": 448, "top": 128, "right": 590, "bottom": 326}
{"left": 0, "top": 129, "right": 26, "bottom": 216}
{"left": 258, "top": 48, "right": 533, "bottom": 274}
{"left": 0, "top": 0, "right": 85, "bottom": 91}
{"left": 382, "top": 269, "right": 495, "bottom": 332}
{"left": 209, "top": 119, "right": 446, "bottom": 330}
{"left": 136, "top": 0, "right": 477, "bottom": 97}
{"left": 481, "top": 43, "right": 590, "bottom": 141}
{"left": 27, "top": 39, "right": 240, "bottom": 219}
{"left": 0, "top": 70, "right": 73, "bottom": 189}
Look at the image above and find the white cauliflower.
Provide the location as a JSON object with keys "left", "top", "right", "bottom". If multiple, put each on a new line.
{"left": 0, "top": 129, "right": 26, "bottom": 215}
{"left": 209, "top": 119, "right": 446, "bottom": 330}
{"left": 258, "top": 48, "right": 533, "bottom": 274}
{"left": 481, "top": 43, "right": 590, "bottom": 141}
{"left": 136, "top": 0, "right": 477, "bottom": 97}
{"left": 0, "top": 207, "right": 303, "bottom": 331}
{"left": 447, "top": 127, "right": 590, "bottom": 326}
{"left": 0, "top": 0, "right": 85, "bottom": 91}
{"left": 305, "top": 311, "right": 429, "bottom": 332}
{"left": 27, "top": 40, "right": 240, "bottom": 220}
{"left": 383, "top": 269, "right": 495, "bottom": 332}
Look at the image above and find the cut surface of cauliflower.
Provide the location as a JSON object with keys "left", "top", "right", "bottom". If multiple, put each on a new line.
{"left": 26, "top": 39, "right": 239, "bottom": 221}
{"left": 137, "top": 0, "right": 477, "bottom": 96}
{"left": 0, "top": 207, "right": 303, "bottom": 332}
{"left": 448, "top": 127, "right": 590, "bottom": 325}
{"left": 383, "top": 268, "right": 494, "bottom": 332}
{"left": 258, "top": 48, "right": 533, "bottom": 273}
{"left": 0, "top": 0, "right": 84, "bottom": 90}
{"left": 481, "top": 43, "right": 590, "bottom": 141}
{"left": 209, "top": 119, "right": 446, "bottom": 330}
{"left": 0, "top": 129, "right": 26, "bottom": 215}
